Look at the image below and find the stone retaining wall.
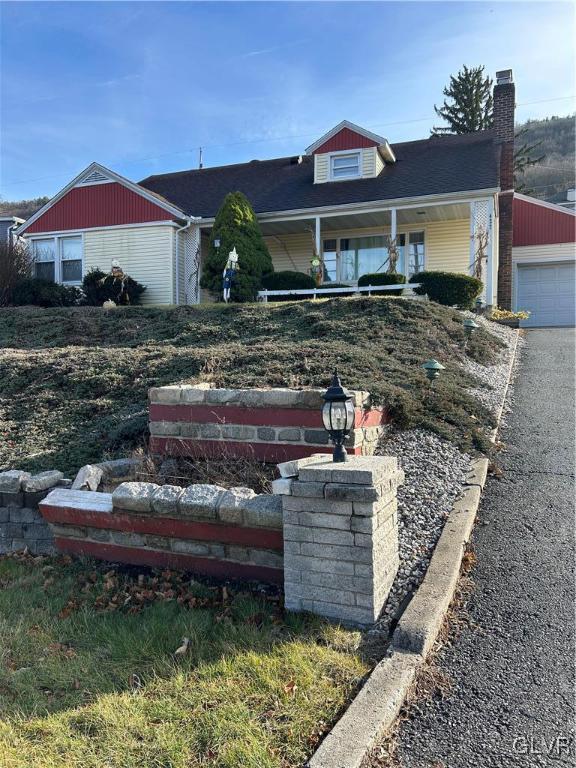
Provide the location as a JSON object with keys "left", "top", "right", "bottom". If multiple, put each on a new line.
{"left": 40, "top": 481, "right": 284, "bottom": 583}
{"left": 0, "top": 469, "right": 67, "bottom": 555}
{"left": 149, "top": 384, "right": 389, "bottom": 463}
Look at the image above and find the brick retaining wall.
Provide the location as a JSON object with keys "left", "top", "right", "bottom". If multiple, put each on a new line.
{"left": 40, "top": 482, "right": 284, "bottom": 583}
{"left": 149, "top": 384, "right": 389, "bottom": 463}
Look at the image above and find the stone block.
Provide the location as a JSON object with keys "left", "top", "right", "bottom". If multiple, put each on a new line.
{"left": 151, "top": 485, "right": 183, "bottom": 516}
{"left": 206, "top": 389, "right": 243, "bottom": 405}
{"left": 300, "top": 542, "right": 372, "bottom": 563}
{"left": 112, "top": 482, "right": 158, "bottom": 514}
{"left": 284, "top": 594, "right": 302, "bottom": 612}
{"left": 144, "top": 534, "right": 171, "bottom": 550}
{"left": 178, "top": 484, "right": 226, "bottom": 520}
{"left": 23, "top": 523, "right": 52, "bottom": 539}
{"left": 350, "top": 515, "right": 377, "bottom": 534}
{"left": 149, "top": 421, "right": 181, "bottom": 437}
{"left": 249, "top": 549, "right": 283, "bottom": 568}
{"left": 149, "top": 385, "right": 184, "bottom": 404}
{"left": 271, "top": 478, "right": 292, "bottom": 496}
{"left": 97, "top": 458, "right": 142, "bottom": 480}
{"left": 86, "top": 527, "right": 112, "bottom": 542}
{"left": 1, "top": 492, "right": 24, "bottom": 508}
{"left": 10, "top": 539, "right": 28, "bottom": 552}
{"left": 0, "top": 508, "right": 9, "bottom": 523}
{"left": 200, "top": 424, "right": 222, "bottom": 440}
{"left": 277, "top": 428, "right": 301, "bottom": 442}
{"left": 311, "top": 601, "right": 375, "bottom": 625}
{"left": 217, "top": 486, "right": 256, "bottom": 524}
{"left": 0, "top": 471, "right": 30, "bottom": 493}
{"left": 324, "top": 483, "right": 379, "bottom": 502}
{"left": 287, "top": 583, "right": 356, "bottom": 606}
{"left": 300, "top": 570, "right": 374, "bottom": 594}
{"left": 244, "top": 494, "right": 283, "bottom": 529}
{"left": 226, "top": 545, "right": 250, "bottom": 562}
{"left": 8, "top": 507, "right": 39, "bottom": 524}
{"left": 221, "top": 424, "right": 255, "bottom": 441}
{"left": 257, "top": 427, "right": 276, "bottom": 441}
{"left": 209, "top": 543, "right": 225, "bottom": 558}
{"left": 304, "top": 429, "right": 330, "bottom": 445}
{"left": 23, "top": 490, "right": 50, "bottom": 509}
{"left": 276, "top": 454, "right": 324, "bottom": 479}
{"left": 296, "top": 511, "right": 351, "bottom": 531}
{"left": 282, "top": 496, "right": 353, "bottom": 516}
{"left": 298, "top": 455, "right": 398, "bottom": 485}
{"left": 180, "top": 423, "right": 201, "bottom": 438}
{"left": 170, "top": 539, "right": 210, "bottom": 556}
{"left": 23, "top": 471, "right": 64, "bottom": 493}
{"left": 30, "top": 540, "right": 56, "bottom": 555}
{"left": 72, "top": 464, "right": 104, "bottom": 492}
{"left": 295, "top": 390, "right": 324, "bottom": 409}
{"left": 259, "top": 389, "right": 301, "bottom": 408}
{"left": 283, "top": 540, "right": 301, "bottom": 555}
{"left": 50, "top": 524, "right": 86, "bottom": 539}
{"left": 181, "top": 384, "right": 213, "bottom": 404}
{"left": 284, "top": 555, "right": 355, "bottom": 576}
{"left": 291, "top": 481, "right": 326, "bottom": 498}
{"left": 309, "top": 528, "right": 355, "bottom": 547}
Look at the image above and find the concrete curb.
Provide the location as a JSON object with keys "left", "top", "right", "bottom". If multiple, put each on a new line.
{"left": 306, "top": 330, "right": 521, "bottom": 768}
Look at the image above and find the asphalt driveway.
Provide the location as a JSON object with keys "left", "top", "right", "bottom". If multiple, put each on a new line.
{"left": 396, "top": 328, "right": 575, "bottom": 767}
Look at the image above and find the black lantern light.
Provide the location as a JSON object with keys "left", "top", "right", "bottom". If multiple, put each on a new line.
{"left": 322, "top": 371, "right": 355, "bottom": 463}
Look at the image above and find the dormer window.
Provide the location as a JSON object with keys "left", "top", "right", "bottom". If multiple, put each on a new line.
{"left": 330, "top": 152, "right": 360, "bottom": 180}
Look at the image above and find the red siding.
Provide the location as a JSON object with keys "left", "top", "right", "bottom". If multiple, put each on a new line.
{"left": 26, "top": 182, "right": 176, "bottom": 233}
{"left": 313, "top": 128, "right": 379, "bottom": 154}
{"left": 513, "top": 197, "right": 576, "bottom": 247}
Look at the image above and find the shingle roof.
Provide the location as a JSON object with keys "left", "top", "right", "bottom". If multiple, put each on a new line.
{"left": 138, "top": 130, "right": 500, "bottom": 219}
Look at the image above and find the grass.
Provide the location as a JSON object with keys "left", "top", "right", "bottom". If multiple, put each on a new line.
{"left": 0, "top": 553, "right": 367, "bottom": 768}
{"left": 0, "top": 297, "right": 501, "bottom": 474}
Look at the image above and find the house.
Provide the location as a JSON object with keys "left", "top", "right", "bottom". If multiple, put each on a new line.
{"left": 0, "top": 216, "right": 25, "bottom": 248}
{"left": 512, "top": 194, "right": 575, "bottom": 327}
{"left": 17, "top": 69, "right": 529, "bottom": 313}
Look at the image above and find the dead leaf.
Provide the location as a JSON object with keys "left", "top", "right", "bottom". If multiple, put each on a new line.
{"left": 283, "top": 680, "right": 297, "bottom": 696}
{"left": 174, "top": 637, "right": 190, "bottom": 656}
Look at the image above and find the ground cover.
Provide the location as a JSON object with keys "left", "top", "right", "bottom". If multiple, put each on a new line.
{"left": 0, "top": 552, "right": 366, "bottom": 768}
{"left": 0, "top": 297, "right": 502, "bottom": 474}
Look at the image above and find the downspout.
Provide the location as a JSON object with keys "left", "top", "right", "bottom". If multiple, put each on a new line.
{"left": 174, "top": 216, "right": 201, "bottom": 305}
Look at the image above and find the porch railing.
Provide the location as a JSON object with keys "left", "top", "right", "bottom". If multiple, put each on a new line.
{"left": 257, "top": 283, "right": 422, "bottom": 302}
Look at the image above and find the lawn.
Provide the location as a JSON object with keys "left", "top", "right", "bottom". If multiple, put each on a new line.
{"left": 0, "top": 297, "right": 501, "bottom": 475}
{"left": 0, "top": 553, "right": 366, "bottom": 768}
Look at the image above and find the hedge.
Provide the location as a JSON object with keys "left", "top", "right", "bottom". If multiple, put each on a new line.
{"left": 409, "top": 270, "right": 482, "bottom": 309}
{"left": 358, "top": 272, "right": 406, "bottom": 296}
{"left": 11, "top": 278, "right": 82, "bottom": 308}
{"left": 261, "top": 271, "right": 316, "bottom": 290}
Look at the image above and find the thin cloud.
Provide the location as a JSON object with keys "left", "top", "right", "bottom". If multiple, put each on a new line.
{"left": 237, "top": 39, "right": 310, "bottom": 59}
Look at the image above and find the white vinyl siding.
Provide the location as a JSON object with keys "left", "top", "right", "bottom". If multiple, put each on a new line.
{"left": 512, "top": 242, "right": 576, "bottom": 264}
{"left": 83, "top": 225, "right": 175, "bottom": 305}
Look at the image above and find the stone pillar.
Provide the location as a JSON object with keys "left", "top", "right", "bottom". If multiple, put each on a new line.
{"left": 278, "top": 455, "right": 404, "bottom": 626}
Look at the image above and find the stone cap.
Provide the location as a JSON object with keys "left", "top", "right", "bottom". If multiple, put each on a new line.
{"left": 296, "top": 455, "right": 398, "bottom": 485}
{"left": 149, "top": 383, "right": 371, "bottom": 410}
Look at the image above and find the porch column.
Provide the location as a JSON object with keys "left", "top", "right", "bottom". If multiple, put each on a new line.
{"left": 469, "top": 201, "right": 477, "bottom": 274}
{"left": 314, "top": 216, "right": 321, "bottom": 257}
{"left": 485, "top": 197, "right": 496, "bottom": 308}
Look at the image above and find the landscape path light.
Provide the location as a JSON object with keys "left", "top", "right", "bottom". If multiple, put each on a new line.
{"left": 422, "top": 359, "right": 445, "bottom": 385}
{"left": 322, "top": 371, "right": 355, "bottom": 463}
{"left": 463, "top": 317, "right": 480, "bottom": 344}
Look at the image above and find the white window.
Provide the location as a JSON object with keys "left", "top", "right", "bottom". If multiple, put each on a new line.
{"left": 408, "top": 231, "right": 425, "bottom": 276}
{"left": 32, "top": 235, "right": 83, "bottom": 284}
{"left": 322, "top": 231, "right": 425, "bottom": 283}
{"left": 330, "top": 152, "right": 360, "bottom": 180}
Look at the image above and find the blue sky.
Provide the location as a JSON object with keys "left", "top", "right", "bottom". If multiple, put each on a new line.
{"left": 1, "top": 1, "right": 574, "bottom": 201}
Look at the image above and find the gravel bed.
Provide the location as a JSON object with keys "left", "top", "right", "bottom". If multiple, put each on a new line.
{"left": 372, "top": 429, "right": 472, "bottom": 636}
{"left": 462, "top": 314, "right": 523, "bottom": 415}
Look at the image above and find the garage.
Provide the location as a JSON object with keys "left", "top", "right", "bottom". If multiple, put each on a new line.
{"left": 512, "top": 194, "right": 576, "bottom": 328}
{"left": 516, "top": 261, "right": 575, "bottom": 327}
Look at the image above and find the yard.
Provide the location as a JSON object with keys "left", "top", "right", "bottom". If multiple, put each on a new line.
{"left": 0, "top": 296, "right": 506, "bottom": 767}
{"left": 0, "top": 296, "right": 500, "bottom": 475}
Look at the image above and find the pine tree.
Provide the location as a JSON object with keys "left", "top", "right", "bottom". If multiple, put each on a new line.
{"left": 200, "top": 191, "right": 273, "bottom": 302}
{"left": 432, "top": 65, "right": 493, "bottom": 135}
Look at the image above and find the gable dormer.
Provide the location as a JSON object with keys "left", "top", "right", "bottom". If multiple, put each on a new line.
{"left": 306, "top": 121, "right": 396, "bottom": 184}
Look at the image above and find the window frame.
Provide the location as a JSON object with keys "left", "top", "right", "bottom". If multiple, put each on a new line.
{"left": 328, "top": 151, "right": 361, "bottom": 181}
{"left": 30, "top": 233, "right": 84, "bottom": 285}
{"left": 321, "top": 228, "right": 426, "bottom": 284}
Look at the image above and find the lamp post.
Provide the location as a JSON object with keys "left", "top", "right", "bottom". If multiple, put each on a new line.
{"left": 422, "top": 359, "right": 445, "bottom": 385}
{"left": 322, "top": 371, "right": 355, "bottom": 463}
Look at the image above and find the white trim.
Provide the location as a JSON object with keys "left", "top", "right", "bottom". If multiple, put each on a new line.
{"left": 30, "top": 232, "right": 84, "bottom": 286}
{"left": 328, "top": 151, "right": 361, "bottom": 181}
{"left": 22, "top": 220, "right": 181, "bottom": 238}
{"left": 74, "top": 179, "right": 115, "bottom": 188}
{"left": 514, "top": 192, "right": 576, "bottom": 217}
{"left": 258, "top": 283, "right": 421, "bottom": 301}
{"left": 305, "top": 120, "right": 388, "bottom": 155}
{"left": 15, "top": 162, "right": 188, "bottom": 236}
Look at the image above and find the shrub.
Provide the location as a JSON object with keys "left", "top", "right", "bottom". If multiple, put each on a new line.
{"left": 0, "top": 241, "right": 32, "bottom": 307}
{"left": 11, "top": 278, "right": 82, "bottom": 307}
{"left": 82, "top": 268, "right": 146, "bottom": 306}
{"left": 261, "top": 271, "right": 315, "bottom": 301}
{"left": 491, "top": 307, "right": 530, "bottom": 321}
{"left": 358, "top": 272, "right": 406, "bottom": 296}
{"left": 200, "top": 191, "right": 273, "bottom": 302}
{"left": 409, "top": 270, "right": 482, "bottom": 309}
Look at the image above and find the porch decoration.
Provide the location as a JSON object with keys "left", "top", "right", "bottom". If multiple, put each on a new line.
{"left": 422, "top": 359, "right": 445, "bottom": 384}
{"left": 310, "top": 256, "right": 322, "bottom": 286}
{"left": 222, "top": 247, "right": 239, "bottom": 303}
{"left": 321, "top": 371, "right": 355, "bottom": 463}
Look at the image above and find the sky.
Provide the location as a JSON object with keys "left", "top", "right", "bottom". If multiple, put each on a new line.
{"left": 1, "top": 0, "right": 574, "bottom": 201}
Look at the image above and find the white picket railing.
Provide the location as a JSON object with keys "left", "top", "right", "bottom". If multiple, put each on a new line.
{"left": 257, "top": 283, "right": 422, "bottom": 302}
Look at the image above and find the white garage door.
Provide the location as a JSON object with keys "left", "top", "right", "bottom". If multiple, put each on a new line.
{"left": 516, "top": 262, "right": 576, "bottom": 327}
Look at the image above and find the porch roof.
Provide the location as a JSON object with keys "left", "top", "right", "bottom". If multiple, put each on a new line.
{"left": 140, "top": 131, "right": 499, "bottom": 220}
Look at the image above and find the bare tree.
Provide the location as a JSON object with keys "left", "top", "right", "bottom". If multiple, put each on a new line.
{"left": 0, "top": 240, "right": 32, "bottom": 306}
{"left": 471, "top": 226, "right": 489, "bottom": 281}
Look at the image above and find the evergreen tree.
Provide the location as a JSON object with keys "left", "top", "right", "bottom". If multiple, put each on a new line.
{"left": 200, "top": 191, "right": 273, "bottom": 302}
{"left": 432, "top": 65, "right": 493, "bottom": 135}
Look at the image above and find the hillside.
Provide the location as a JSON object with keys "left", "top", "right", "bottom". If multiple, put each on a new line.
{"left": 0, "top": 196, "right": 49, "bottom": 220}
{"left": 0, "top": 299, "right": 502, "bottom": 473}
{"left": 515, "top": 114, "right": 575, "bottom": 202}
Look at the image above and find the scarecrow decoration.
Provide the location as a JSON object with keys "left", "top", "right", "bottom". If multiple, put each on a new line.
{"left": 222, "top": 246, "right": 239, "bottom": 303}
{"left": 310, "top": 256, "right": 322, "bottom": 286}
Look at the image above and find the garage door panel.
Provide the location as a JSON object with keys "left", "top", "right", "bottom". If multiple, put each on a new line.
{"left": 517, "top": 261, "right": 575, "bottom": 327}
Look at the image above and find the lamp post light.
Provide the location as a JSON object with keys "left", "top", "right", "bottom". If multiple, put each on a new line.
{"left": 422, "top": 359, "right": 445, "bottom": 385}
{"left": 463, "top": 317, "right": 480, "bottom": 344}
{"left": 475, "top": 297, "right": 483, "bottom": 314}
{"left": 322, "top": 371, "right": 355, "bottom": 463}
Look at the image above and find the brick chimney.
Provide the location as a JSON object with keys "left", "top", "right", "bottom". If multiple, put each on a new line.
{"left": 494, "top": 69, "right": 515, "bottom": 309}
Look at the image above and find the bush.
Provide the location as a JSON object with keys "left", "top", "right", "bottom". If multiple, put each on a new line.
{"left": 200, "top": 191, "right": 273, "bottom": 302}
{"left": 261, "top": 271, "right": 316, "bottom": 291}
{"left": 409, "top": 271, "right": 482, "bottom": 309}
{"left": 358, "top": 272, "right": 406, "bottom": 296}
{"left": 11, "top": 278, "right": 82, "bottom": 307}
{"left": 82, "top": 268, "right": 146, "bottom": 306}
{"left": 0, "top": 241, "right": 32, "bottom": 307}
